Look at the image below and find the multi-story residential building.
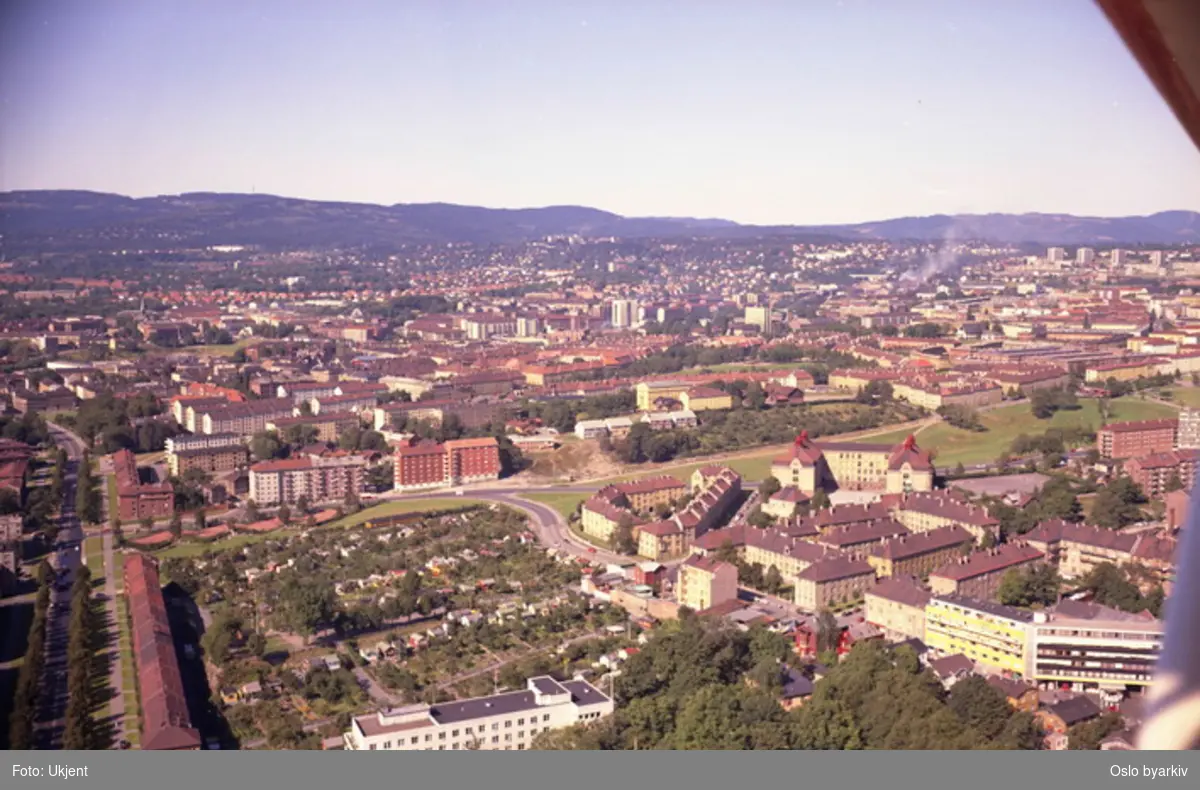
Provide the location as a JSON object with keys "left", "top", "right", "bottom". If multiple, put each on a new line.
{"left": 1026, "top": 601, "right": 1164, "bottom": 695}
{"left": 928, "top": 543, "right": 1044, "bottom": 600}
{"left": 248, "top": 455, "right": 366, "bottom": 506}
{"left": 864, "top": 575, "right": 930, "bottom": 642}
{"left": 925, "top": 595, "right": 1034, "bottom": 675}
{"left": 392, "top": 437, "right": 502, "bottom": 492}
{"left": 344, "top": 677, "right": 612, "bottom": 751}
{"left": 113, "top": 448, "right": 174, "bottom": 522}
{"left": 635, "top": 380, "right": 690, "bottom": 411}
{"left": 770, "top": 432, "right": 935, "bottom": 495}
{"left": 462, "top": 315, "right": 518, "bottom": 341}
{"left": 815, "top": 519, "right": 910, "bottom": 558}
{"left": 1047, "top": 247, "right": 1066, "bottom": 263}
{"left": 1075, "top": 247, "right": 1095, "bottom": 265}
{"left": 580, "top": 494, "right": 636, "bottom": 542}
{"left": 892, "top": 492, "right": 1000, "bottom": 542}
{"left": 170, "top": 396, "right": 227, "bottom": 428}
{"left": 613, "top": 475, "right": 687, "bottom": 512}
{"left": 677, "top": 555, "right": 738, "bottom": 612}
{"left": 276, "top": 381, "right": 341, "bottom": 405}
{"left": 637, "top": 467, "right": 741, "bottom": 560}
{"left": 267, "top": 411, "right": 361, "bottom": 444}
{"left": 1024, "top": 519, "right": 1176, "bottom": 583}
{"left": 680, "top": 386, "right": 734, "bottom": 412}
{"left": 793, "top": 556, "right": 876, "bottom": 612}
{"left": 1125, "top": 449, "right": 1200, "bottom": 497}
{"left": 1177, "top": 408, "right": 1200, "bottom": 449}
{"left": 167, "top": 444, "right": 249, "bottom": 478}
{"left": 610, "top": 299, "right": 637, "bottom": 328}
{"left": 165, "top": 433, "right": 244, "bottom": 455}
{"left": 867, "top": 525, "right": 973, "bottom": 578}
{"left": 200, "top": 400, "right": 296, "bottom": 437}
{"left": 1096, "top": 419, "right": 1178, "bottom": 459}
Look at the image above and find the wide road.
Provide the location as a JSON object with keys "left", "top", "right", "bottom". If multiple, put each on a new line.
{"left": 36, "top": 423, "right": 88, "bottom": 748}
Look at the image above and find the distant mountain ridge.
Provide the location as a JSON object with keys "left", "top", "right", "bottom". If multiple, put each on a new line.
{"left": 1, "top": 190, "right": 1197, "bottom": 252}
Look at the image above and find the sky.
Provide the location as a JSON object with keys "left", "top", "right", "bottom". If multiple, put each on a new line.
{"left": 2, "top": 0, "right": 1200, "bottom": 225}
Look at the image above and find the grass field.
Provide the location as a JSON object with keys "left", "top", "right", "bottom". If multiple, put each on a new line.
{"left": 893, "top": 398, "right": 1178, "bottom": 467}
{"left": 522, "top": 492, "right": 590, "bottom": 519}
{"left": 1160, "top": 386, "right": 1200, "bottom": 408}
{"left": 323, "top": 497, "right": 489, "bottom": 529}
{"left": 84, "top": 536, "right": 104, "bottom": 580}
{"left": 156, "top": 529, "right": 300, "bottom": 560}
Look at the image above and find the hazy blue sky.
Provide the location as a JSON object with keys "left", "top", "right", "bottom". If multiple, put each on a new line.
{"left": 2, "top": 0, "right": 1199, "bottom": 224}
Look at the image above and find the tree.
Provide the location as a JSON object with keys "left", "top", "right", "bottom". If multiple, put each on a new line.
{"left": 294, "top": 495, "right": 311, "bottom": 515}
{"left": 997, "top": 564, "right": 1061, "bottom": 608}
{"left": 249, "top": 431, "right": 284, "bottom": 462}
{"left": 244, "top": 499, "right": 261, "bottom": 523}
{"left": 815, "top": 610, "right": 840, "bottom": 654}
{"left": 278, "top": 504, "right": 292, "bottom": 525}
{"left": 614, "top": 517, "right": 637, "bottom": 555}
{"left": 758, "top": 476, "right": 782, "bottom": 500}
{"left": 1090, "top": 477, "right": 1145, "bottom": 529}
{"left": 763, "top": 565, "right": 784, "bottom": 595}
{"left": 193, "top": 509, "right": 207, "bottom": 531}
{"left": 948, "top": 676, "right": 1015, "bottom": 741}
{"left": 168, "top": 511, "right": 183, "bottom": 538}
{"left": 953, "top": 462, "right": 966, "bottom": 477}
{"left": 275, "top": 576, "right": 338, "bottom": 639}
{"left": 1165, "top": 471, "right": 1185, "bottom": 493}
{"left": 811, "top": 489, "right": 831, "bottom": 511}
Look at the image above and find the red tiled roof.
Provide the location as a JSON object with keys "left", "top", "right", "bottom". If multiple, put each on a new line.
{"left": 124, "top": 554, "right": 201, "bottom": 751}
{"left": 930, "top": 543, "right": 1043, "bottom": 581}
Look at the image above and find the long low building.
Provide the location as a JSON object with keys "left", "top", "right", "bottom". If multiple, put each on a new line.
{"left": 249, "top": 454, "right": 367, "bottom": 506}
{"left": 1026, "top": 601, "right": 1164, "bottom": 696}
{"left": 125, "top": 554, "right": 202, "bottom": 750}
{"left": 344, "top": 676, "right": 612, "bottom": 751}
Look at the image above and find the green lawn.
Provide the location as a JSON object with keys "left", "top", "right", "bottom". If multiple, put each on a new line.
{"left": 84, "top": 536, "right": 104, "bottom": 580}
{"left": 1160, "top": 386, "right": 1200, "bottom": 408}
{"left": 156, "top": 529, "right": 300, "bottom": 560}
{"left": 105, "top": 475, "right": 118, "bottom": 520}
{"left": 593, "top": 449, "right": 781, "bottom": 486}
{"left": 522, "top": 492, "right": 590, "bottom": 519}
{"left": 904, "top": 398, "right": 1178, "bottom": 467}
{"left": 323, "top": 497, "right": 488, "bottom": 529}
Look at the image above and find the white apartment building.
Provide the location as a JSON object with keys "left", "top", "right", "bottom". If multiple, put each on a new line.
{"left": 1076, "top": 247, "right": 1095, "bottom": 265}
{"left": 611, "top": 299, "right": 637, "bottom": 328}
{"left": 249, "top": 455, "right": 367, "bottom": 506}
{"left": 1046, "top": 247, "right": 1066, "bottom": 263}
{"left": 165, "top": 433, "right": 245, "bottom": 454}
{"left": 344, "top": 677, "right": 612, "bottom": 751}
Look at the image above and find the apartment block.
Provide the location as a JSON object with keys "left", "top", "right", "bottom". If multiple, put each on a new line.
{"left": 793, "top": 556, "right": 876, "bottom": 612}
{"left": 344, "top": 677, "right": 612, "bottom": 751}
{"left": 864, "top": 575, "right": 930, "bottom": 642}
{"left": 867, "top": 525, "right": 973, "bottom": 578}
{"left": 928, "top": 543, "right": 1044, "bottom": 601}
{"left": 925, "top": 595, "right": 1033, "bottom": 675}
{"left": 1026, "top": 601, "right": 1164, "bottom": 694}
{"left": 393, "top": 437, "right": 501, "bottom": 492}
{"left": 113, "top": 448, "right": 174, "bottom": 522}
{"left": 1124, "top": 449, "right": 1200, "bottom": 498}
{"left": 1096, "top": 419, "right": 1178, "bottom": 460}
{"left": 249, "top": 455, "right": 367, "bottom": 506}
{"left": 677, "top": 555, "right": 738, "bottom": 612}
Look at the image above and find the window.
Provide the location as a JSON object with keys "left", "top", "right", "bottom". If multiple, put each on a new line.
{"left": 505, "top": 720, "right": 512, "bottom": 728}
{"left": 425, "top": 734, "right": 432, "bottom": 742}
{"left": 411, "top": 736, "right": 418, "bottom": 745}
{"left": 452, "top": 729, "right": 459, "bottom": 737}
{"left": 543, "top": 714, "right": 550, "bottom": 722}
{"left": 505, "top": 734, "right": 511, "bottom": 741}
{"left": 518, "top": 731, "right": 524, "bottom": 739}
{"left": 383, "top": 741, "right": 391, "bottom": 749}
{"left": 438, "top": 732, "right": 446, "bottom": 740}
{"left": 518, "top": 718, "right": 525, "bottom": 725}
{"left": 452, "top": 743, "right": 459, "bottom": 750}
{"left": 492, "top": 723, "right": 499, "bottom": 731}
{"left": 369, "top": 744, "right": 376, "bottom": 751}
{"left": 492, "top": 736, "right": 499, "bottom": 744}
{"left": 438, "top": 746, "right": 445, "bottom": 751}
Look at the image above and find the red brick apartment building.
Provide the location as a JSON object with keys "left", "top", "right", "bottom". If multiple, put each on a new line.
{"left": 394, "top": 437, "right": 501, "bottom": 491}
{"left": 1096, "top": 419, "right": 1178, "bottom": 459}
{"left": 113, "top": 448, "right": 174, "bottom": 522}
{"left": 1125, "top": 449, "right": 1200, "bottom": 498}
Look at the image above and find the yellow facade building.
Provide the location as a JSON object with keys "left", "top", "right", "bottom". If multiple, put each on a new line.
{"left": 925, "top": 595, "right": 1033, "bottom": 675}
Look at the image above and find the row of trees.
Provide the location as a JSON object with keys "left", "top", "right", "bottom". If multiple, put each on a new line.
{"left": 1030, "top": 387, "right": 1079, "bottom": 419}
{"left": 7, "top": 562, "right": 53, "bottom": 749}
{"left": 75, "top": 451, "right": 102, "bottom": 526}
{"left": 63, "top": 566, "right": 104, "bottom": 749}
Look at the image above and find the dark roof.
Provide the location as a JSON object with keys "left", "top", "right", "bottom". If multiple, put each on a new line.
{"left": 797, "top": 556, "right": 875, "bottom": 583}
{"left": 1048, "top": 695, "right": 1102, "bottom": 726}
{"left": 987, "top": 675, "right": 1035, "bottom": 700}
{"left": 870, "top": 525, "right": 972, "bottom": 561}
{"left": 780, "top": 666, "right": 815, "bottom": 700}
{"left": 930, "top": 542, "right": 1043, "bottom": 581}
{"left": 866, "top": 575, "right": 931, "bottom": 609}
{"left": 929, "top": 654, "right": 975, "bottom": 678}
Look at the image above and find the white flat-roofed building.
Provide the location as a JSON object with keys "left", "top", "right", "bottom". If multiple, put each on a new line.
{"left": 344, "top": 676, "right": 612, "bottom": 751}
{"left": 1026, "top": 600, "right": 1164, "bottom": 695}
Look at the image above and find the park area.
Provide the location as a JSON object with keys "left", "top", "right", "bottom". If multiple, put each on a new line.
{"left": 863, "top": 397, "right": 1178, "bottom": 467}
{"left": 156, "top": 503, "right": 631, "bottom": 748}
